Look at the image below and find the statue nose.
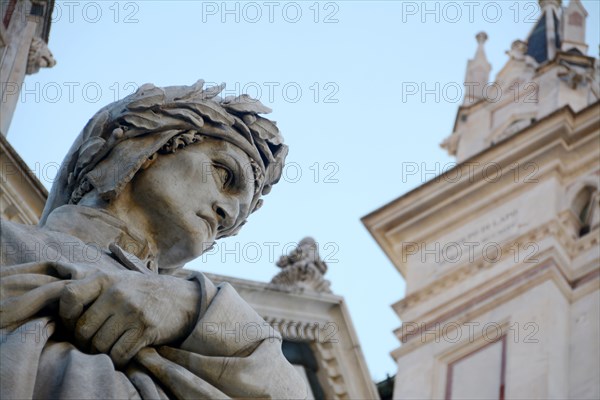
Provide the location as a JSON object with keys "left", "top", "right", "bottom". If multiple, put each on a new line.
{"left": 213, "top": 199, "right": 238, "bottom": 231}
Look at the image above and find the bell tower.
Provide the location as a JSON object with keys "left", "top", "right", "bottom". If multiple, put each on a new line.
{"left": 364, "top": 1, "right": 599, "bottom": 398}
{"left": 441, "top": 0, "right": 598, "bottom": 162}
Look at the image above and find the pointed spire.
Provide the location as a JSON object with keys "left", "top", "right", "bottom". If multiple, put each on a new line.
{"left": 541, "top": 0, "right": 561, "bottom": 61}
{"left": 475, "top": 32, "right": 488, "bottom": 59}
{"left": 526, "top": 0, "right": 564, "bottom": 63}
{"left": 463, "top": 32, "right": 492, "bottom": 105}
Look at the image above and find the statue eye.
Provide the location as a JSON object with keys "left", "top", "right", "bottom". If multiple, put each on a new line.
{"left": 213, "top": 164, "right": 233, "bottom": 188}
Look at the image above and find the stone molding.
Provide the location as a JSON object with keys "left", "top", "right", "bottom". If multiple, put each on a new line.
{"left": 204, "top": 272, "right": 378, "bottom": 400}
{"left": 392, "top": 258, "right": 598, "bottom": 359}
{"left": 392, "top": 217, "right": 599, "bottom": 316}
{"left": 363, "top": 101, "right": 599, "bottom": 278}
{"left": 263, "top": 315, "right": 334, "bottom": 343}
{"left": 315, "top": 341, "right": 349, "bottom": 399}
{"left": 259, "top": 313, "right": 352, "bottom": 399}
{"left": 0, "top": 134, "right": 47, "bottom": 223}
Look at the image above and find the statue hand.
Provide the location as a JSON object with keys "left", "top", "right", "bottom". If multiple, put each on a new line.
{"left": 58, "top": 270, "right": 201, "bottom": 367}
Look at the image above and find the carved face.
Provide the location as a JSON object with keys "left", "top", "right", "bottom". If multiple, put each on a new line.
{"left": 129, "top": 137, "right": 255, "bottom": 269}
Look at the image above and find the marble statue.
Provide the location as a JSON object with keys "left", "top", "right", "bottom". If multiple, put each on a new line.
{"left": 0, "top": 81, "right": 307, "bottom": 399}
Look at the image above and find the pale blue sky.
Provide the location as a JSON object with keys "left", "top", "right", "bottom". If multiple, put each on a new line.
{"left": 9, "top": 0, "right": 600, "bottom": 381}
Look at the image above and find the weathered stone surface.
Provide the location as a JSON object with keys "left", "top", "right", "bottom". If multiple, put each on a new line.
{"left": 0, "top": 81, "right": 306, "bottom": 399}
{"left": 270, "top": 237, "right": 332, "bottom": 293}
{"left": 26, "top": 37, "right": 56, "bottom": 75}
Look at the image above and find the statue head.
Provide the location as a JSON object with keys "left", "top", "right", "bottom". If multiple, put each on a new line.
{"left": 41, "top": 80, "right": 288, "bottom": 267}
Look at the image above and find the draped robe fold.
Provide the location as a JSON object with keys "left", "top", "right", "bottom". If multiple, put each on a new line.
{"left": 0, "top": 209, "right": 307, "bottom": 399}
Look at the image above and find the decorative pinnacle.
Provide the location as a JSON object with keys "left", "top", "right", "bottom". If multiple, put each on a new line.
{"left": 476, "top": 31, "right": 488, "bottom": 45}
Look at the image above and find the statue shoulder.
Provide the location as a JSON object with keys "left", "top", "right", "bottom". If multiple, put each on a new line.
{"left": 0, "top": 219, "right": 84, "bottom": 266}
{"left": 1, "top": 218, "right": 41, "bottom": 243}
{"left": 1, "top": 219, "right": 41, "bottom": 266}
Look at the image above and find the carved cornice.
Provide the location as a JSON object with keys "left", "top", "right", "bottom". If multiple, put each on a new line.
{"left": 363, "top": 102, "right": 600, "bottom": 278}
{"left": 392, "top": 260, "right": 599, "bottom": 359}
{"left": 261, "top": 314, "right": 349, "bottom": 399}
{"left": 315, "top": 341, "right": 349, "bottom": 400}
{"left": 393, "top": 216, "right": 599, "bottom": 315}
{"left": 203, "top": 272, "right": 354, "bottom": 399}
{"left": 263, "top": 315, "right": 331, "bottom": 343}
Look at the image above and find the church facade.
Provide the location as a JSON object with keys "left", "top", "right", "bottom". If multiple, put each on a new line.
{"left": 1, "top": 0, "right": 53, "bottom": 224}
{"left": 363, "top": 0, "right": 599, "bottom": 398}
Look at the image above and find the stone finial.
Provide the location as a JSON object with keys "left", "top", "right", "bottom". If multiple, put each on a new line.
{"left": 270, "top": 237, "right": 332, "bottom": 293}
{"left": 476, "top": 31, "right": 488, "bottom": 46}
{"left": 474, "top": 31, "right": 489, "bottom": 60}
{"left": 463, "top": 32, "right": 492, "bottom": 105}
{"left": 26, "top": 37, "right": 56, "bottom": 75}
